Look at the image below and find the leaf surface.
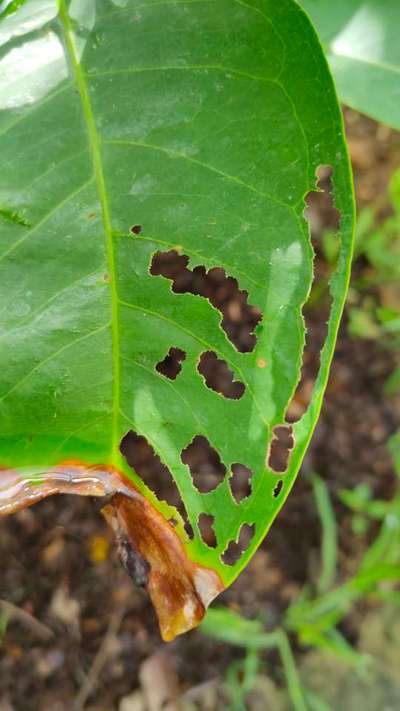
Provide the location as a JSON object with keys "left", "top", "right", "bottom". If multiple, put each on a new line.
{"left": 0, "top": 0, "right": 354, "bottom": 636}
{"left": 301, "top": 0, "right": 400, "bottom": 129}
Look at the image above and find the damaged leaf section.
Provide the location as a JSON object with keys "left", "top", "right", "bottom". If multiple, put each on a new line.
{"left": 0, "top": 463, "right": 223, "bottom": 640}
{"left": 0, "top": 463, "right": 125, "bottom": 514}
{"left": 198, "top": 513, "right": 217, "bottom": 548}
{"left": 156, "top": 346, "right": 186, "bottom": 380}
{"left": 303, "top": 165, "right": 341, "bottom": 238}
{"left": 102, "top": 496, "right": 223, "bottom": 641}
{"left": 229, "top": 463, "right": 252, "bottom": 503}
{"left": 150, "top": 250, "right": 262, "bottom": 352}
{"left": 119, "top": 430, "right": 191, "bottom": 536}
{"left": 221, "top": 523, "right": 255, "bottom": 566}
{"left": 197, "top": 351, "right": 245, "bottom": 399}
{"left": 268, "top": 425, "right": 294, "bottom": 473}
{"left": 287, "top": 165, "right": 342, "bottom": 422}
{"left": 116, "top": 533, "right": 150, "bottom": 588}
{"left": 181, "top": 435, "right": 226, "bottom": 493}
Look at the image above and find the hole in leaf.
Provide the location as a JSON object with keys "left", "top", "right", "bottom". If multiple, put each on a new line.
{"left": 150, "top": 250, "right": 262, "bottom": 352}
{"left": 221, "top": 523, "right": 255, "bottom": 566}
{"left": 198, "top": 513, "right": 217, "bottom": 548}
{"left": 229, "top": 463, "right": 252, "bottom": 502}
{"left": 273, "top": 479, "right": 283, "bottom": 498}
{"left": 303, "top": 165, "right": 341, "bottom": 236}
{"left": 130, "top": 224, "right": 142, "bottom": 234}
{"left": 287, "top": 165, "right": 342, "bottom": 422}
{"left": 181, "top": 435, "right": 226, "bottom": 493}
{"left": 156, "top": 347, "right": 186, "bottom": 380}
{"left": 120, "top": 431, "right": 191, "bottom": 534}
{"left": 197, "top": 351, "right": 245, "bottom": 399}
{"left": 182, "top": 517, "right": 194, "bottom": 540}
{"left": 268, "top": 425, "right": 294, "bottom": 473}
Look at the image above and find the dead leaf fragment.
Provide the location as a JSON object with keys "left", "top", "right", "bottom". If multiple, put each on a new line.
{"left": 0, "top": 461, "right": 224, "bottom": 640}
{"left": 103, "top": 494, "right": 223, "bottom": 641}
{"left": 119, "top": 691, "right": 145, "bottom": 711}
{"left": 49, "top": 585, "right": 80, "bottom": 635}
{"left": 139, "top": 651, "right": 180, "bottom": 711}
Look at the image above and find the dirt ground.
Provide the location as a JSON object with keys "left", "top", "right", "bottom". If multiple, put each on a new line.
{"left": 1, "top": 110, "right": 400, "bottom": 711}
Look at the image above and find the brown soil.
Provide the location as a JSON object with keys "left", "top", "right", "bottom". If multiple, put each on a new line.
{"left": 1, "top": 109, "right": 400, "bottom": 711}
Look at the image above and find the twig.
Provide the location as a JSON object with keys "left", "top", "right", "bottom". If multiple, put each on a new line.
{"left": 0, "top": 599, "right": 54, "bottom": 641}
{"left": 74, "top": 599, "right": 127, "bottom": 711}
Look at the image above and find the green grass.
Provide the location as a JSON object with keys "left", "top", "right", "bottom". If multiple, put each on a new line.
{"left": 200, "top": 442, "right": 400, "bottom": 708}
{"left": 0, "top": 610, "right": 8, "bottom": 644}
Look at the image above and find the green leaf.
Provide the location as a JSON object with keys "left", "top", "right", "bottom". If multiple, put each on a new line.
{"left": 348, "top": 306, "right": 382, "bottom": 340}
{"left": 201, "top": 607, "right": 271, "bottom": 649}
{"left": 300, "top": 0, "right": 400, "bottom": 130}
{"left": 311, "top": 473, "right": 338, "bottom": 595}
{"left": 388, "top": 432, "right": 400, "bottom": 477}
{"left": 201, "top": 610, "right": 307, "bottom": 711}
{"left": 0, "top": 0, "right": 354, "bottom": 636}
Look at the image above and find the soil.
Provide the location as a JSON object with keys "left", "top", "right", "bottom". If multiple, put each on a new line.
{"left": 1, "top": 109, "right": 400, "bottom": 711}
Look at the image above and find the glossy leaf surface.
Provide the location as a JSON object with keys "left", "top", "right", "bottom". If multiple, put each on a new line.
{"left": 301, "top": 0, "right": 400, "bottom": 129}
{"left": 0, "top": 0, "right": 353, "bottom": 601}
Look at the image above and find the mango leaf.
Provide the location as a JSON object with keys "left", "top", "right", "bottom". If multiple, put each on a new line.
{"left": 0, "top": 0, "right": 354, "bottom": 639}
{"left": 300, "top": 0, "right": 400, "bottom": 130}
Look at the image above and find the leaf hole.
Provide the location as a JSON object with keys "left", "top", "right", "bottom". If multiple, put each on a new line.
{"left": 267, "top": 425, "right": 294, "bottom": 473}
{"left": 273, "top": 480, "right": 283, "bottom": 498}
{"left": 181, "top": 435, "right": 226, "bottom": 493}
{"left": 130, "top": 224, "right": 142, "bottom": 234}
{"left": 221, "top": 523, "right": 255, "bottom": 566}
{"left": 156, "top": 346, "right": 186, "bottom": 380}
{"left": 169, "top": 507, "right": 194, "bottom": 540}
{"left": 229, "top": 463, "right": 252, "bottom": 502}
{"left": 287, "top": 164, "right": 342, "bottom": 422}
{"left": 303, "top": 165, "right": 341, "bottom": 236}
{"left": 120, "top": 430, "right": 191, "bottom": 532}
{"left": 182, "top": 518, "right": 194, "bottom": 540}
{"left": 198, "top": 513, "right": 217, "bottom": 548}
{"left": 150, "top": 250, "right": 262, "bottom": 352}
{"left": 197, "top": 351, "right": 245, "bottom": 399}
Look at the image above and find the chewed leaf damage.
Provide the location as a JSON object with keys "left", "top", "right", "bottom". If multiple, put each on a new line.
{"left": 0, "top": 463, "right": 223, "bottom": 641}
{"left": 0, "top": 0, "right": 354, "bottom": 652}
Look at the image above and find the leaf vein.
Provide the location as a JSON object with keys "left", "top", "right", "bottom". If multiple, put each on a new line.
{"left": 0, "top": 177, "right": 95, "bottom": 265}
{"left": 0, "top": 322, "right": 110, "bottom": 402}
{"left": 103, "top": 138, "right": 290, "bottom": 208}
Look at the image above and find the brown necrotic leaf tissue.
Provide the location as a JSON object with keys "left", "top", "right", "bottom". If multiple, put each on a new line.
{"left": 0, "top": 463, "right": 223, "bottom": 641}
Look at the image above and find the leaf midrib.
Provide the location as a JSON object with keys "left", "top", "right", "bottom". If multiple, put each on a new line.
{"left": 58, "top": 0, "right": 121, "bottom": 462}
